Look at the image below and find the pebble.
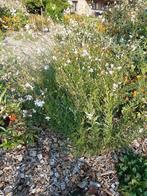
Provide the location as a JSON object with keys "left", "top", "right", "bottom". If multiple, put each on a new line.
{"left": 78, "top": 180, "right": 88, "bottom": 189}
{"left": 60, "top": 182, "right": 66, "bottom": 190}
{"left": 2, "top": 131, "right": 144, "bottom": 195}
{"left": 0, "top": 190, "right": 4, "bottom": 196}
{"left": 29, "top": 149, "right": 37, "bottom": 157}
{"left": 89, "top": 181, "right": 101, "bottom": 188}
{"left": 4, "top": 186, "right": 12, "bottom": 194}
{"left": 37, "top": 154, "right": 43, "bottom": 160}
{"left": 16, "top": 155, "right": 23, "bottom": 162}
{"left": 111, "top": 183, "right": 116, "bottom": 190}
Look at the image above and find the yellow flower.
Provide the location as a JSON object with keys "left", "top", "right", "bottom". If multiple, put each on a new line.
{"left": 132, "top": 91, "right": 137, "bottom": 97}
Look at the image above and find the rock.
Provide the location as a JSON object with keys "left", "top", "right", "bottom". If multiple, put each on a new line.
{"left": 60, "top": 182, "right": 66, "bottom": 191}
{"left": 111, "top": 183, "right": 116, "bottom": 190}
{"left": 16, "top": 155, "right": 23, "bottom": 162}
{"left": 4, "top": 186, "right": 12, "bottom": 194}
{"left": 55, "top": 172, "right": 59, "bottom": 178}
{"left": 29, "top": 149, "right": 37, "bottom": 157}
{"left": 50, "top": 159, "right": 55, "bottom": 166}
{"left": 0, "top": 171, "right": 3, "bottom": 176}
{"left": 0, "top": 190, "right": 4, "bottom": 196}
{"left": 0, "top": 183, "right": 4, "bottom": 189}
{"left": 37, "top": 154, "right": 43, "bottom": 160}
{"left": 89, "top": 181, "right": 101, "bottom": 189}
{"left": 78, "top": 180, "right": 88, "bottom": 189}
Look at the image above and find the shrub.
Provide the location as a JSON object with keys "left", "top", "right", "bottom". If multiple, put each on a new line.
{"left": 116, "top": 150, "right": 147, "bottom": 196}
{"left": 0, "top": 83, "right": 22, "bottom": 148}
{"left": 38, "top": 1, "right": 147, "bottom": 155}
{"left": 23, "top": 0, "right": 69, "bottom": 21}
{"left": 0, "top": 59, "right": 44, "bottom": 148}
{"left": 0, "top": 7, "right": 28, "bottom": 32}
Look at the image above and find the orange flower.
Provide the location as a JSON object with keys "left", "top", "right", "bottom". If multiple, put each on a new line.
{"left": 9, "top": 114, "right": 16, "bottom": 121}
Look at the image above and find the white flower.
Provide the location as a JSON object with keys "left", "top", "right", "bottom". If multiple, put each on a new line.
{"left": 25, "top": 24, "right": 30, "bottom": 31}
{"left": 52, "top": 56, "right": 57, "bottom": 60}
{"left": 25, "top": 95, "right": 33, "bottom": 100}
{"left": 22, "top": 110, "right": 28, "bottom": 117}
{"left": 34, "top": 99, "right": 45, "bottom": 107}
{"left": 113, "top": 83, "right": 118, "bottom": 91}
{"left": 25, "top": 83, "right": 34, "bottom": 90}
{"left": 85, "top": 111, "right": 94, "bottom": 120}
{"left": 139, "top": 128, "right": 143, "bottom": 133}
{"left": 82, "top": 49, "right": 89, "bottom": 57}
{"left": 117, "top": 66, "right": 121, "bottom": 70}
{"left": 45, "top": 116, "right": 51, "bottom": 121}
{"left": 89, "top": 68, "right": 94, "bottom": 73}
{"left": 10, "top": 8, "right": 16, "bottom": 16}
{"left": 67, "top": 59, "right": 71, "bottom": 64}
{"left": 44, "top": 65, "right": 49, "bottom": 70}
{"left": 109, "top": 70, "right": 113, "bottom": 75}
{"left": 32, "top": 109, "right": 36, "bottom": 113}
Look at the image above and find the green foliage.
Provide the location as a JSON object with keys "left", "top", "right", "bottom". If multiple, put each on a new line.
{"left": 0, "top": 7, "right": 11, "bottom": 18}
{"left": 116, "top": 150, "right": 147, "bottom": 196}
{"left": 45, "top": 0, "right": 69, "bottom": 21}
{"left": 0, "top": 7, "right": 28, "bottom": 32}
{"left": 23, "top": 0, "right": 69, "bottom": 20}
{"left": 38, "top": 1, "right": 147, "bottom": 155}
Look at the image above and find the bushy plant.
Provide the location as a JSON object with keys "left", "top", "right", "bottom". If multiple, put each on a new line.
{"left": 38, "top": 1, "right": 147, "bottom": 155}
{"left": 0, "top": 59, "right": 44, "bottom": 148}
{"left": 116, "top": 150, "right": 147, "bottom": 196}
{"left": 0, "top": 7, "right": 28, "bottom": 32}
{"left": 23, "top": 0, "right": 69, "bottom": 20}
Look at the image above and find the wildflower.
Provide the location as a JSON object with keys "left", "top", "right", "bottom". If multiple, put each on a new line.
{"left": 22, "top": 110, "right": 28, "bottom": 117}
{"left": 139, "top": 128, "right": 143, "bottom": 133}
{"left": 25, "top": 95, "right": 33, "bottom": 100}
{"left": 45, "top": 116, "right": 50, "bottom": 121}
{"left": 82, "top": 49, "right": 89, "bottom": 57}
{"left": 85, "top": 111, "right": 94, "bottom": 120}
{"left": 25, "top": 83, "right": 34, "bottom": 90}
{"left": 9, "top": 114, "right": 16, "bottom": 121}
{"left": 44, "top": 65, "right": 49, "bottom": 70}
{"left": 25, "top": 24, "right": 30, "bottom": 31}
{"left": 113, "top": 83, "right": 118, "bottom": 91}
{"left": 34, "top": 99, "right": 45, "bottom": 107}
{"left": 89, "top": 68, "right": 94, "bottom": 73}
{"left": 10, "top": 8, "right": 16, "bottom": 16}
{"left": 32, "top": 109, "right": 36, "bottom": 113}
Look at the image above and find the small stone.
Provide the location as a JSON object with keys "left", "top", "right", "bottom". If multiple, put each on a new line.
{"left": 20, "top": 173, "right": 25, "bottom": 178}
{"left": 0, "top": 183, "right": 4, "bottom": 189}
{"left": 31, "top": 189, "right": 36, "bottom": 194}
{"left": 78, "top": 180, "right": 88, "bottom": 189}
{"left": 60, "top": 182, "right": 66, "bottom": 190}
{"left": 0, "top": 190, "right": 4, "bottom": 196}
{"left": 110, "top": 188, "right": 116, "bottom": 194}
{"left": 37, "top": 154, "right": 43, "bottom": 160}
{"left": 0, "top": 171, "right": 3, "bottom": 176}
{"left": 50, "top": 159, "right": 55, "bottom": 166}
{"left": 50, "top": 171, "right": 54, "bottom": 176}
{"left": 55, "top": 172, "right": 59, "bottom": 178}
{"left": 89, "top": 181, "right": 101, "bottom": 189}
{"left": 16, "top": 155, "right": 23, "bottom": 162}
{"left": 29, "top": 149, "right": 37, "bottom": 157}
{"left": 4, "top": 186, "right": 12, "bottom": 194}
{"left": 111, "top": 183, "right": 116, "bottom": 190}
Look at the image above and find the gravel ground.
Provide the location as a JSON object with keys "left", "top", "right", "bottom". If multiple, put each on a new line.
{"left": 0, "top": 131, "right": 119, "bottom": 196}
{"left": 0, "top": 130, "right": 146, "bottom": 196}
